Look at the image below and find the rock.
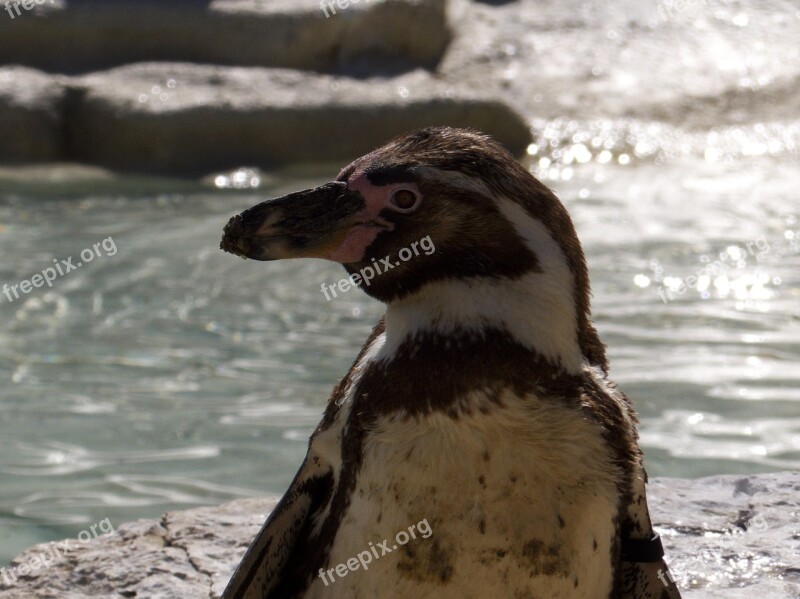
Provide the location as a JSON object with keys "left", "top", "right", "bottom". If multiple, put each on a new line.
{"left": 0, "top": 0, "right": 450, "bottom": 74}
{"left": 0, "top": 163, "right": 114, "bottom": 184}
{"left": 0, "top": 61, "right": 531, "bottom": 174}
{"left": 1, "top": 473, "right": 798, "bottom": 598}
{"left": 66, "top": 63, "right": 532, "bottom": 174}
{"left": 0, "top": 163, "right": 212, "bottom": 196}
{"left": 649, "top": 472, "right": 800, "bottom": 597}
{"left": 0, "top": 497, "right": 278, "bottom": 599}
{"left": 0, "top": 67, "right": 66, "bottom": 163}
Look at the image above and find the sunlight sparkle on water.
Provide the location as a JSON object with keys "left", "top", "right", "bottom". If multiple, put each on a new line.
{"left": 527, "top": 118, "right": 800, "bottom": 180}
{"left": 211, "top": 167, "right": 265, "bottom": 189}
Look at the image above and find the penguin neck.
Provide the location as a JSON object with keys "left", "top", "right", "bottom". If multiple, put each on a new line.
{"left": 381, "top": 275, "right": 585, "bottom": 376}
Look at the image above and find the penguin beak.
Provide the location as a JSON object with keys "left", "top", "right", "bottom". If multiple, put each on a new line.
{"left": 220, "top": 182, "right": 366, "bottom": 261}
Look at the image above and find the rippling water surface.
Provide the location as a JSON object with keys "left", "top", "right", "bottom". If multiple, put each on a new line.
{"left": 1, "top": 4, "right": 800, "bottom": 575}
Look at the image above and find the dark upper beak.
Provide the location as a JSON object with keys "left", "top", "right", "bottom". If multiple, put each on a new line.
{"left": 220, "top": 181, "right": 365, "bottom": 261}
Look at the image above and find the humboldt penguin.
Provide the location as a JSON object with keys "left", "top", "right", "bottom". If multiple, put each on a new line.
{"left": 219, "top": 127, "right": 681, "bottom": 599}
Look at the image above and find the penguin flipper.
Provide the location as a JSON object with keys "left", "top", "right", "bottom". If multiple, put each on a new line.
{"left": 617, "top": 560, "right": 682, "bottom": 599}
{"left": 221, "top": 454, "right": 334, "bottom": 599}
{"left": 616, "top": 468, "right": 682, "bottom": 599}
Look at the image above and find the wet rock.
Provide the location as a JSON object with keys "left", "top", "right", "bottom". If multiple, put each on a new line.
{"left": 67, "top": 63, "right": 532, "bottom": 174}
{"left": 0, "top": 473, "right": 797, "bottom": 598}
{"left": 0, "top": 67, "right": 66, "bottom": 163}
{"left": 0, "top": 163, "right": 210, "bottom": 196}
{"left": 649, "top": 472, "right": 800, "bottom": 595}
{"left": 0, "top": 60, "right": 531, "bottom": 173}
{"left": 0, "top": 0, "right": 450, "bottom": 74}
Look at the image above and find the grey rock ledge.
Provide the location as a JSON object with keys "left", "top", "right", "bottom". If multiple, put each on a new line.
{"left": 0, "top": 472, "right": 798, "bottom": 598}
{"left": 0, "top": 63, "right": 532, "bottom": 173}
{"left": 0, "top": 0, "right": 450, "bottom": 74}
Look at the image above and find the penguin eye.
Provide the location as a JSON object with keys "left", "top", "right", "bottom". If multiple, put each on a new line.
{"left": 389, "top": 189, "right": 421, "bottom": 212}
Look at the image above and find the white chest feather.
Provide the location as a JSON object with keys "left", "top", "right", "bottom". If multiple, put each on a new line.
{"left": 306, "top": 390, "right": 621, "bottom": 599}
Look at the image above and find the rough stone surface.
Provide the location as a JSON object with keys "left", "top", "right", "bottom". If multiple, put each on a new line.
{"left": 2, "top": 0, "right": 799, "bottom": 170}
{"left": 65, "top": 63, "right": 531, "bottom": 173}
{"left": 0, "top": 497, "right": 278, "bottom": 599}
{"left": 0, "top": 163, "right": 219, "bottom": 196}
{"left": 1, "top": 473, "right": 797, "bottom": 598}
{"left": 0, "top": 67, "right": 66, "bottom": 163}
{"left": 650, "top": 473, "right": 800, "bottom": 597}
{"left": 0, "top": 61, "right": 530, "bottom": 170}
{"left": 0, "top": 0, "right": 474, "bottom": 170}
{"left": 0, "top": 0, "right": 450, "bottom": 74}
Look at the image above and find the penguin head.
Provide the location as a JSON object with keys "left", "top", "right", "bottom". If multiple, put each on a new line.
{"left": 221, "top": 127, "right": 606, "bottom": 370}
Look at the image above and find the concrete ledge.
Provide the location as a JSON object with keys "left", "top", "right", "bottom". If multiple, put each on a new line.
{"left": 67, "top": 63, "right": 532, "bottom": 173}
{"left": 0, "top": 63, "right": 532, "bottom": 173}
{"left": 0, "top": 67, "right": 66, "bottom": 163}
{"left": 0, "top": 0, "right": 450, "bottom": 74}
{"left": 1, "top": 473, "right": 797, "bottom": 598}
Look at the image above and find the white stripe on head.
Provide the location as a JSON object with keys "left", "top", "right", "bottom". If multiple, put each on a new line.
{"left": 381, "top": 196, "right": 582, "bottom": 373}
{"left": 416, "top": 166, "right": 495, "bottom": 197}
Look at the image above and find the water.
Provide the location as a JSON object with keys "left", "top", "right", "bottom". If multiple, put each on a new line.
{"left": 1, "top": 0, "right": 799, "bottom": 574}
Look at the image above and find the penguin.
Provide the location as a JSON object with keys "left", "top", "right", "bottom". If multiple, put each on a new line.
{"left": 219, "top": 127, "right": 682, "bottom": 599}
